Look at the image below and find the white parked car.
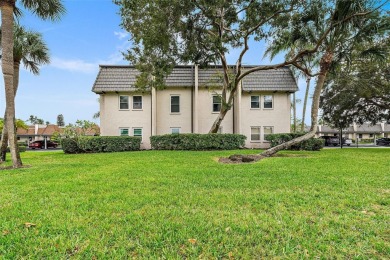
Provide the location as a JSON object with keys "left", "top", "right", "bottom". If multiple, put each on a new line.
{"left": 343, "top": 138, "right": 353, "bottom": 146}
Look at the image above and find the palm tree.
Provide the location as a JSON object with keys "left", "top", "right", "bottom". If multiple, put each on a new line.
{"left": 0, "top": 0, "right": 64, "bottom": 168}
{"left": 0, "top": 25, "right": 50, "bottom": 162}
{"left": 260, "top": 0, "right": 389, "bottom": 157}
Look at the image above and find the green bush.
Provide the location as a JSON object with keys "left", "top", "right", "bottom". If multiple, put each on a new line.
{"left": 6, "top": 145, "right": 26, "bottom": 153}
{"left": 150, "top": 133, "right": 246, "bottom": 150}
{"left": 62, "top": 136, "right": 141, "bottom": 154}
{"left": 265, "top": 133, "right": 324, "bottom": 151}
{"left": 61, "top": 138, "right": 81, "bottom": 154}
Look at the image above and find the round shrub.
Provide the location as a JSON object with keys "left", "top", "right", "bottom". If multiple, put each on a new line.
{"left": 150, "top": 133, "right": 246, "bottom": 150}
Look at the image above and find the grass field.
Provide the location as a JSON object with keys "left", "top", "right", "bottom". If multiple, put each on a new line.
{"left": 0, "top": 149, "right": 389, "bottom": 258}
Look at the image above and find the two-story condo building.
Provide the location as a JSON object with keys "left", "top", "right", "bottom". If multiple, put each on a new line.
{"left": 92, "top": 65, "right": 298, "bottom": 149}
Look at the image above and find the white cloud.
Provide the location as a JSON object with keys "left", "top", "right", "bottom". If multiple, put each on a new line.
{"left": 114, "top": 31, "right": 129, "bottom": 40}
{"left": 50, "top": 57, "right": 98, "bottom": 73}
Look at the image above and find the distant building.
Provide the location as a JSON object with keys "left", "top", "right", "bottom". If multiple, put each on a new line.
{"left": 16, "top": 124, "right": 100, "bottom": 144}
{"left": 316, "top": 123, "right": 389, "bottom": 139}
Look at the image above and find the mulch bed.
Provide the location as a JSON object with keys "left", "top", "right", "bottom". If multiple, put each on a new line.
{"left": 219, "top": 154, "right": 265, "bottom": 164}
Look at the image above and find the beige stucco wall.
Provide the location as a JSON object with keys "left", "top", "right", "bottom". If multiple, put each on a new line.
{"left": 100, "top": 92, "right": 152, "bottom": 149}
{"left": 155, "top": 87, "right": 192, "bottom": 135}
{"left": 99, "top": 90, "right": 292, "bottom": 149}
{"left": 240, "top": 92, "right": 291, "bottom": 148}
{"left": 197, "top": 87, "right": 234, "bottom": 134}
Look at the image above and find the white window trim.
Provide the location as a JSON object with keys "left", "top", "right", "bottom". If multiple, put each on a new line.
{"left": 250, "top": 126, "right": 261, "bottom": 142}
{"left": 170, "top": 95, "right": 180, "bottom": 114}
{"left": 263, "top": 126, "right": 274, "bottom": 142}
{"left": 132, "top": 127, "right": 143, "bottom": 142}
{"left": 250, "top": 95, "right": 261, "bottom": 110}
{"left": 171, "top": 127, "right": 181, "bottom": 134}
{"left": 119, "top": 95, "right": 130, "bottom": 111}
{"left": 119, "top": 127, "right": 130, "bottom": 136}
{"left": 212, "top": 95, "right": 222, "bottom": 113}
{"left": 132, "top": 95, "right": 143, "bottom": 110}
{"left": 263, "top": 95, "right": 274, "bottom": 110}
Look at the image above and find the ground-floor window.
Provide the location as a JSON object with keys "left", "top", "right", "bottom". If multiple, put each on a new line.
{"left": 263, "top": 126, "right": 273, "bottom": 141}
{"left": 251, "top": 127, "right": 261, "bottom": 141}
{"left": 171, "top": 127, "right": 180, "bottom": 134}
{"left": 119, "top": 128, "right": 129, "bottom": 136}
{"left": 133, "top": 128, "right": 143, "bottom": 141}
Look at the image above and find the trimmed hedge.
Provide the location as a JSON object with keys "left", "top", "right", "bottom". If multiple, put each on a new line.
{"left": 150, "top": 133, "right": 246, "bottom": 150}
{"left": 6, "top": 145, "right": 26, "bottom": 153}
{"left": 265, "top": 133, "right": 324, "bottom": 151}
{"left": 61, "top": 136, "right": 141, "bottom": 154}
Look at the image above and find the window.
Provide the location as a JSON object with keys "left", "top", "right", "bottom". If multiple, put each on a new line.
{"left": 263, "top": 126, "right": 273, "bottom": 141}
{"left": 133, "top": 96, "right": 142, "bottom": 110}
{"left": 119, "top": 128, "right": 129, "bottom": 136}
{"left": 133, "top": 128, "right": 142, "bottom": 141}
{"left": 171, "top": 128, "right": 180, "bottom": 134}
{"left": 213, "top": 95, "right": 222, "bottom": 112}
{"left": 358, "top": 134, "right": 363, "bottom": 139}
{"left": 119, "top": 96, "right": 129, "bottom": 110}
{"left": 171, "top": 96, "right": 180, "bottom": 113}
{"left": 251, "top": 96, "right": 260, "bottom": 109}
{"left": 369, "top": 133, "right": 374, "bottom": 138}
{"left": 263, "top": 95, "right": 273, "bottom": 109}
{"left": 251, "top": 127, "right": 261, "bottom": 141}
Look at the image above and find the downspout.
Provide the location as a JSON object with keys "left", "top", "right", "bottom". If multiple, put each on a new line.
{"left": 191, "top": 65, "right": 194, "bottom": 133}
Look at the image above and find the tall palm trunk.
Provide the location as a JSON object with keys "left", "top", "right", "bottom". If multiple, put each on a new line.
{"left": 261, "top": 51, "right": 333, "bottom": 157}
{"left": 1, "top": 1, "right": 22, "bottom": 167}
{"left": 301, "top": 76, "right": 311, "bottom": 132}
{"left": 0, "top": 62, "right": 20, "bottom": 163}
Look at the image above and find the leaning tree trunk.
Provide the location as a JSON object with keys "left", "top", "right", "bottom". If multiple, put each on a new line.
{"left": 261, "top": 52, "right": 333, "bottom": 157}
{"left": 1, "top": 2, "right": 22, "bottom": 168}
{"left": 209, "top": 106, "right": 230, "bottom": 133}
{"left": 0, "top": 62, "right": 20, "bottom": 163}
{"left": 301, "top": 76, "right": 311, "bottom": 132}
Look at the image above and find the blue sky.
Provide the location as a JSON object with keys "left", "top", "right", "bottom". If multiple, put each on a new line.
{"left": 1, "top": 0, "right": 388, "bottom": 125}
{"left": 0, "top": 0, "right": 129, "bottom": 125}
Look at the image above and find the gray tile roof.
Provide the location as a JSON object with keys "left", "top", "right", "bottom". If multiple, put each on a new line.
{"left": 355, "top": 123, "right": 382, "bottom": 133}
{"left": 242, "top": 67, "right": 297, "bottom": 92}
{"left": 92, "top": 65, "right": 298, "bottom": 93}
{"left": 320, "top": 125, "right": 353, "bottom": 133}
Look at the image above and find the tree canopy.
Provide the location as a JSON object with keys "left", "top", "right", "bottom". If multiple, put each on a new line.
{"left": 321, "top": 36, "right": 390, "bottom": 127}
{"left": 115, "top": 0, "right": 389, "bottom": 156}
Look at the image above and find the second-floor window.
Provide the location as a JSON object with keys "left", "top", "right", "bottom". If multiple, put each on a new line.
{"left": 251, "top": 96, "right": 260, "bottom": 109}
{"left": 119, "top": 95, "right": 129, "bottom": 110}
{"left": 263, "top": 95, "right": 273, "bottom": 109}
{"left": 213, "top": 95, "right": 222, "bottom": 112}
{"left": 133, "top": 96, "right": 142, "bottom": 110}
{"left": 171, "top": 95, "right": 180, "bottom": 113}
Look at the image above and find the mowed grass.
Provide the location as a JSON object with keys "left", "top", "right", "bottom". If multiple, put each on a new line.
{"left": 0, "top": 149, "right": 389, "bottom": 258}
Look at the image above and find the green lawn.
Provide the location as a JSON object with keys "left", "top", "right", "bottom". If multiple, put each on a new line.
{"left": 0, "top": 149, "right": 389, "bottom": 258}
